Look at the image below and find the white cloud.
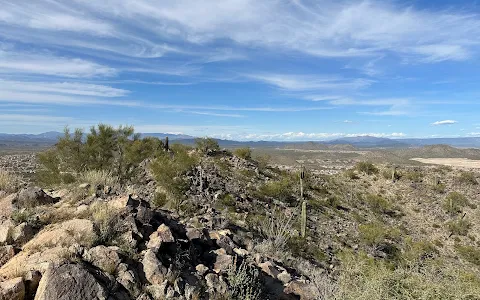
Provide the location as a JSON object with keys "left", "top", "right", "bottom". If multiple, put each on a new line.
{"left": 431, "top": 120, "right": 458, "bottom": 126}
{"left": 0, "top": 80, "right": 129, "bottom": 97}
{"left": 1, "top": 0, "right": 479, "bottom": 62}
{"left": 343, "top": 120, "right": 353, "bottom": 123}
{"left": 246, "top": 73, "right": 372, "bottom": 91}
{"left": 0, "top": 91, "right": 140, "bottom": 106}
{"left": 0, "top": 49, "right": 116, "bottom": 78}
{"left": 211, "top": 131, "right": 406, "bottom": 141}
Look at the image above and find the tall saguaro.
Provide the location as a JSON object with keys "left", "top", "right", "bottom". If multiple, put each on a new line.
{"left": 300, "top": 165, "right": 307, "bottom": 238}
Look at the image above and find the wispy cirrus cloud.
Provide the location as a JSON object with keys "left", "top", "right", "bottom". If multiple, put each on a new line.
{"left": 211, "top": 131, "right": 406, "bottom": 141}
{"left": 0, "top": 49, "right": 116, "bottom": 78}
{"left": 432, "top": 120, "right": 458, "bottom": 126}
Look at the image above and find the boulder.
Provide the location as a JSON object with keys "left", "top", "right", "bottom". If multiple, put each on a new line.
{"left": 0, "top": 277, "right": 25, "bottom": 300}
{"left": 195, "top": 264, "right": 209, "bottom": 276}
{"left": 11, "top": 222, "right": 35, "bottom": 245}
{"left": 0, "top": 194, "right": 16, "bottom": 220}
{"left": 284, "top": 280, "right": 318, "bottom": 300}
{"left": 142, "top": 250, "right": 167, "bottom": 285}
{"left": 0, "top": 246, "right": 15, "bottom": 267}
{"left": 83, "top": 246, "right": 122, "bottom": 274}
{"left": 14, "top": 187, "right": 59, "bottom": 209}
{"left": 24, "top": 270, "right": 42, "bottom": 299}
{"left": 0, "top": 220, "right": 13, "bottom": 244}
{"left": 23, "top": 219, "right": 96, "bottom": 252}
{"left": 146, "top": 224, "right": 174, "bottom": 253}
{"left": 204, "top": 273, "right": 227, "bottom": 295}
{"left": 34, "top": 264, "right": 109, "bottom": 300}
{"left": 212, "top": 249, "right": 233, "bottom": 274}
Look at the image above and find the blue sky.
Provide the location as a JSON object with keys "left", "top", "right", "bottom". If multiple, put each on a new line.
{"left": 1, "top": 0, "right": 480, "bottom": 140}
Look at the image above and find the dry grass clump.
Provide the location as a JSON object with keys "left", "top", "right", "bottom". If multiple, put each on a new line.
{"left": 335, "top": 250, "right": 480, "bottom": 300}
{"left": 78, "top": 169, "right": 119, "bottom": 188}
{"left": 0, "top": 169, "right": 20, "bottom": 193}
{"left": 91, "top": 203, "right": 123, "bottom": 246}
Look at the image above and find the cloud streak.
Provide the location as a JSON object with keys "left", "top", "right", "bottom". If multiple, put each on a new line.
{"left": 431, "top": 120, "right": 458, "bottom": 126}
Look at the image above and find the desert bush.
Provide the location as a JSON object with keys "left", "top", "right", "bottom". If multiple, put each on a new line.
{"left": 152, "top": 192, "right": 168, "bottom": 208}
{"left": 443, "top": 192, "right": 470, "bottom": 215}
{"left": 195, "top": 137, "right": 220, "bottom": 154}
{"left": 432, "top": 182, "right": 446, "bottom": 193}
{"left": 259, "top": 208, "right": 294, "bottom": 252}
{"left": 335, "top": 250, "right": 480, "bottom": 299}
{"left": 0, "top": 170, "right": 20, "bottom": 193}
{"left": 226, "top": 256, "right": 262, "bottom": 300}
{"left": 234, "top": 147, "right": 252, "bottom": 160}
{"left": 404, "top": 170, "right": 423, "bottom": 182}
{"left": 255, "top": 154, "right": 271, "bottom": 170}
{"left": 91, "top": 203, "right": 123, "bottom": 246}
{"left": 358, "top": 223, "right": 402, "bottom": 247}
{"left": 344, "top": 169, "right": 359, "bottom": 180}
{"left": 150, "top": 146, "right": 198, "bottom": 209}
{"left": 364, "top": 194, "right": 392, "bottom": 214}
{"left": 455, "top": 244, "right": 480, "bottom": 266}
{"left": 78, "top": 170, "right": 119, "bottom": 188}
{"left": 458, "top": 171, "right": 478, "bottom": 185}
{"left": 446, "top": 219, "right": 471, "bottom": 236}
{"left": 355, "top": 162, "right": 378, "bottom": 175}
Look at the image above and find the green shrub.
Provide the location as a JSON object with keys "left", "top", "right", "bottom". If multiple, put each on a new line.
{"left": 358, "top": 223, "right": 402, "bottom": 247}
{"left": 364, "top": 194, "right": 392, "bottom": 214}
{"left": 455, "top": 244, "right": 480, "bottom": 266}
{"left": 234, "top": 147, "right": 252, "bottom": 160}
{"left": 152, "top": 192, "right": 168, "bottom": 208}
{"left": 446, "top": 219, "right": 471, "bottom": 236}
{"left": 458, "top": 171, "right": 478, "bottom": 185}
{"left": 432, "top": 183, "right": 446, "bottom": 193}
{"left": 345, "top": 169, "right": 359, "bottom": 180}
{"left": 355, "top": 162, "right": 378, "bottom": 175}
{"left": 150, "top": 146, "right": 199, "bottom": 207}
{"left": 0, "top": 170, "right": 20, "bottom": 193}
{"left": 443, "top": 192, "right": 470, "bottom": 215}
{"left": 36, "top": 125, "right": 163, "bottom": 187}
{"left": 195, "top": 137, "right": 220, "bottom": 154}
{"left": 405, "top": 170, "right": 423, "bottom": 182}
{"left": 256, "top": 176, "right": 295, "bottom": 204}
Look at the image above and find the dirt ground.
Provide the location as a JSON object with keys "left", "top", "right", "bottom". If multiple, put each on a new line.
{"left": 411, "top": 157, "right": 480, "bottom": 169}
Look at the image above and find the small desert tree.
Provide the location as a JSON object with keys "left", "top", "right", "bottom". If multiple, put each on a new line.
{"left": 195, "top": 137, "right": 220, "bottom": 154}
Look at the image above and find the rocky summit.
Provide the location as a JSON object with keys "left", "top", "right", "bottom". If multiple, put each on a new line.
{"left": 1, "top": 127, "right": 480, "bottom": 299}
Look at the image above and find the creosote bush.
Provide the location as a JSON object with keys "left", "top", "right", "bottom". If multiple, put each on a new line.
{"left": 442, "top": 192, "right": 471, "bottom": 215}
{"left": 355, "top": 162, "right": 379, "bottom": 175}
{"left": 0, "top": 170, "right": 20, "bottom": 193}
{"left": 233, "top": 147, "right": 252, "bottom": 160}
{"left": 195, "top": 137, "right": 220, "bottom": 154}
{"left": 36, "top": 125, "right": 164, "bottom": 187}
{"left": 458, "top": 171, "right": 478, "bottom": 185}
{"left": 446, "top": 219, "right": 471, "bottom": 236}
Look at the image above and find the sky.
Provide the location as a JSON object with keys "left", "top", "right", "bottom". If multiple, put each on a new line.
{"left": 1, "top": 0, "right": 480, "bottom": 140}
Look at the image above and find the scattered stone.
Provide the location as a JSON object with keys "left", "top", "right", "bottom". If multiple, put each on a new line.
{"left": 284, "top": 280, "right": 318, "bottom": 300}
{"left": 277, "top": 271, "right": 292, "bottom": 284}
{"left": 259, "top": 261, "right": 281, "bottom": 279}
{"left": 24, "top": 270, "right": 42, "bottom": 299}
{"left": 205, "top": 273, "right": 227, "bottom": 295}
{"left": 11, "top": 222, "right": 34, "bottom": 245}
{"left": 142, "top": 249, "right": 168, "bottom": 285}
{"left": 146, "top": 224, "right": 174, "bottom": 253}
{"left": 34, "top": 264, "right": 108, "bottom": 300}
{"left": 0, "top": 246, "right": 15, "bottom": 267}
{"left": 83, "top": 245, "right": 122, "bottom": 274}
{"left": 195, "top": 264, "right": 209, "bottom": 276}
{"left": 14, "top": 187, "right": 59, "bottom": 209}
{"left": 0, "top": 220, "right": 13, "bottom": 244}
{"left": 213, "top": 251, "right": 233, "bottom": 274}
{"left": 0, "top": 277, "right": 24, "bottom": 300}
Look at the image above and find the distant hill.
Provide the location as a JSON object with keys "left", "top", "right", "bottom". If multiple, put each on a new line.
{"left": 327, "top": 136, "right": 410, "bottom": 148}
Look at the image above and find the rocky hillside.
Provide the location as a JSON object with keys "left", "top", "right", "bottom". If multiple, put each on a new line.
{"left": 1, "top": 125, "right": 480, "bottom": 299}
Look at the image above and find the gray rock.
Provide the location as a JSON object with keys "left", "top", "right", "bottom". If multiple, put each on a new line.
{"left": 146, "top": 224, "right": 174, "bottom": 253}
{"left": 205, "top": 273, "right": 227, "bottom": 295}
{"left": 0, "top": 277, "right": 25, "bottom": 300}
{"left": 0, "top": 245, "right": 15, "bottom": 267}
{"left": 142, "top": 249, "right": 168, "bottom": 285}
{"left": 195, "top": 264, "right": 209, "bottom": 276}
{"left": 0, "top": 220, "right": 13, "bottom": 244}
{"left": 12, "top": 222, "right": 34, "bottom": 245}
{"left": 34, "top": 264, "right": 109, "bottom": 300}
{"left": 15, "top": 187, "right": 59, "bottom": 209}
{"left": 83, "top": 246, "right": 122, "bottom": 274}
{"left": 24, "top": 270, "right": 42, "bottom": 299}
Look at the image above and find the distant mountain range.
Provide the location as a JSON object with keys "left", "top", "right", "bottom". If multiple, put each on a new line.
{"left": 1, "top": 132, "right": 480, "bottom": 149}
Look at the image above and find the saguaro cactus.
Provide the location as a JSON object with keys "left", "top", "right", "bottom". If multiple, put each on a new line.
{"left": 300, "top": 165, "right": 307, "bottom": 238}
{"left": 165, "top": 136, "right": 169, "bottom": 152}
{"left": 392, "top": 166, "right": 397, "bottom": 182}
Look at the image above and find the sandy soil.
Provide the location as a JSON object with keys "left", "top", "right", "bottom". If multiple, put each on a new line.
{"left": 411, "top": 157, "right": 480, "bottom": 169}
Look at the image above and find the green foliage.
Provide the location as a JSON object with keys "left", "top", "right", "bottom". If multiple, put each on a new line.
{"left": 458, "top": 171, "right": 478, "bottom": 185}
{"left": 455, "top": 244, "right": 480, "bottom": 266}
{"left": 404, "top": 170, "right": 423, "bottom": 182}
{"left": 226, "top": 256, "right": 262, "bottom": 300}
{"left": 256, "top": 176, "right": 295, "bottom": 204}
{"left": 234, "top": 147, "right": 252, "bottom": 160}
{"left": 336, "top": 250, "right": 480, "bottom": 299}
{"left": 36, "top": 124, "right": 163, "bottom": 187}
{"left": 216, "top": 193, "right": 236, "bottom": 212}
{"left": 195, "top": 137, "right": 220, "bottom": 154}
{"left": 364, "top": 194, "right": 392, "bottom": 214}
{"left": 150, "top": 145, "right": 199, "bottom": 207}
{"left": 355, "top": 161, "right": 379, "bottom": 175}
{"left": 432, "top": 182, "right": 446, "bottom": 193}
{"left": 443, "top": 192, "right": 470, "bottom": 215}
{"left": 287, "top": 236, "right": 328, "bottom": 262}
{"left": 255, "top": 154, "right": 271, "bottom": 170}
{"left": 152, "top": 192, "right": 168, "bottom": 208}
{"left": 345, "top": 169, "right": 360, "bottom": 180}
{"left": 358, "top": 223, "right": 402, "bottom": 247}
{"left": 446, "top": 219, "right": 471, "bottom": 236}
